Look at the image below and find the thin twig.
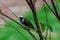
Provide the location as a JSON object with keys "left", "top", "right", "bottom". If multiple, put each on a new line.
{"left": 26, "top": 0, "right": 33, "bottom": 10}
{"left": 43, "top": 0, "right": 60, "bottom": 21}
{"left": 49, "top": 31, "right": 51, "bottom": 40}
{"left": 51, "top": 0, "right": 58, "bottom": 15}
{"left": 27, "top": 30, "right": 37, "bottom": 40}
{"left": 0, "top": 15, "right": 28, "bottom": 40}
{"left": 0, "top": 1, "right": 19, "bottom": 20}
{"left": 0, "top": 12, "right": 22, "bottom": 26}
{"left": 0, "top": 11, "right": 37, "bottom": 40}
{"left": 26, "top": 0, "right": 44, "bottom": 40}
{"left": 55, "top": 0, "right": 60, "bottom": 13}
{"left": 42, "top": 0, "right": 55, "bottom": 14}
{"left": 51, "top": 0, "right": 60, "bottom": 20}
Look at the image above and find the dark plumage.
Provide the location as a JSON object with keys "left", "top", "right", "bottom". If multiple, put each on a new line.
{"left": 20, "top": 16, "right": 34, "bottom": 29}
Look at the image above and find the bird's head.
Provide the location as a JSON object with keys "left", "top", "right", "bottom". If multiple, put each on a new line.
{"left": 20, "top": 16, "right": 24, "bottom": 21}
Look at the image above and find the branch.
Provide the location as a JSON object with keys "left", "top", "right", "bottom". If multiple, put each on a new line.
{"left": 0, "top": 15, "right": 28, "bottom": 40}
{"left": 27, "top": 30, "right": 37, "bottom": 40}
{"left": 0, "top": 12, "right": 22, "bottom": 26}
{"left": 42, "top": 0, "right": 55, "bottom": 14}
{"left": 0, "top": 1, "right": 19, "bottom": 20}
{"left": 51, "top": 0, "right": 58, "bottom": 15}
{"left": 0, "top": 10, "right": 37, "bottom": 40}
{"left": 26, "top": 0, "right": 44, "bottom": 40}
{"left": 49, "top": 31, "right": 51, "bottom": 40}
{"left": 51, "top": 0, "right": 60, "bottom": 20}
{"left": 55, "top": 0, "right": 59, "bottom": 12}
{"left": 42, "top": 0, "right": 60, "bottom": 21}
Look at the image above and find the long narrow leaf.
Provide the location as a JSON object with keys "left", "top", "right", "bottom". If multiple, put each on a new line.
{"left": 46, "top": 24, "right": 53, "bottom": 32}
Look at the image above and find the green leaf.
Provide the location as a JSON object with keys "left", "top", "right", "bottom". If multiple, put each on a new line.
{"left": 57, "top": 0, "right": 60, "bottom": 2}
{"left": 34, "top": 0, "right": 37, "bottom": 2}
{"left": 40, "top": 22, "right": 46, "bottom": 33}
{"left": 46, "top": 24, "right": 53, "bottom": 32}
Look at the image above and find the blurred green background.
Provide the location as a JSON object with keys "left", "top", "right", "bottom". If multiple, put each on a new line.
{"left": 0, "top": 0, "right": 60, "bottom": 40}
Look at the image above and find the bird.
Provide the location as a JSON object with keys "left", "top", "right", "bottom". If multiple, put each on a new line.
{"left": 20, "top": 16, "right": 34, "bottom": 30}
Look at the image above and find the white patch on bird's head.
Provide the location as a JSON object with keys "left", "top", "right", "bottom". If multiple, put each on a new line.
{"left": 20, "top": 16, "right": 23, "bottom": 17}
{"left": 20, "top": 16, "right": 23, "bottom": 21}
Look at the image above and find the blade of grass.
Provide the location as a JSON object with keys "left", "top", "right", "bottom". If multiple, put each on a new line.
{"left": 43, "top": 3, "right": 48, "bottom": 40}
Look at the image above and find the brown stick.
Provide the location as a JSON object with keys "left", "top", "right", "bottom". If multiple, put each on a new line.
{"left": 0, "top": 1, "right": 19, "bottom": 20}
{"left": 0, "top": 15, "right": 28, "bottom": 40}
{"left": 0, "top": 12, "right": 37, "bottom": 40}
{"left": 0, "top": 12, "right": 21, "bottom": 26}
{"left": 27, "top": 30, "right": 37, "bottom": 40}
{"left": 43, "top": 0, "right": 60, "bottom": 21}
{"left": 26, "top": 0, "right": 44, "bottom": 40}
{"left": 51, "top": 0, "right": 60, "bottom": 20}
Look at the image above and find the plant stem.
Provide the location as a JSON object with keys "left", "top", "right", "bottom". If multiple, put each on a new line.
{"left": 51, "top": 0, "right": 60, "bottom": 20}
{"left": 42, "top": 0, "right": 55, "bottom": 14}
{"left": 26, "top": 0, "right": 44, "bottom": 40}
{"left": 0, "top": 12, "right": 22, "bottom": 26}
{"left": 27, "top": 30, "right": 37, "bottom": 40}
{"left": 0, "top": 12, "right": 38, "bottom": 40}
{"left": 32, "top": 6, "right": 44, "bottom": 40}
{"left": 55, "top": 0, "right": 59, "bottom": 13}
{"left": 0, "top": 1, "right": 19, "bottom": 20}
{"left": 0, "top": 15, "right": 28, "bottom": 40}
{"left": 49, "top": 31, "right": 51, "bottom": 40}
{"left": 51, "top": 0, "right": 58, "bottom": 15}
{"left": 43, "top": 0, "right": 60, "bottom": 21}
{"left": 30, "top": 0, "right": 44, "bottom": 40}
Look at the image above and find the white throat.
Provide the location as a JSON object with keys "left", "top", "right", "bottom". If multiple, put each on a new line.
{"left": 22, "top": 19, "right": 24, "bottom": 22}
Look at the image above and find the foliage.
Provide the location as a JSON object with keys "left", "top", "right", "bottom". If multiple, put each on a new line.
{"left": 0, "top": 0, "right": 60, "bottom": 40}
{"left": 58, "top": 0, "right": 60, "bottom": 2}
